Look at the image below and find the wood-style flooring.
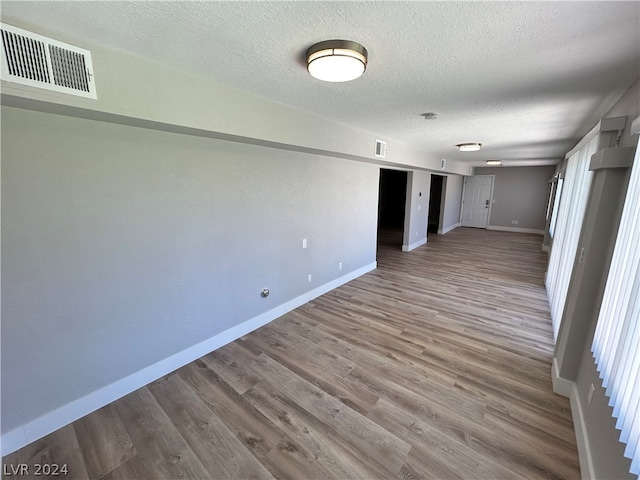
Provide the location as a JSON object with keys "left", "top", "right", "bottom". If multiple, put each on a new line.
{"left": 3, "top": 228, "right": 580, "bottom": 479}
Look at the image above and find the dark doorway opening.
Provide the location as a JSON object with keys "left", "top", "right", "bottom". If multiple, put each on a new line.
{"left": 377, "top": 169, "right": 407, "bottom": 248}
{"left": 429, "top": 174, "right": 445, "bottom": 234}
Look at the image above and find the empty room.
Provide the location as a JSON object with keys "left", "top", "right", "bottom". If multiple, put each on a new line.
{"left": 1, "top": 2, "right": 639, "bottom": 479}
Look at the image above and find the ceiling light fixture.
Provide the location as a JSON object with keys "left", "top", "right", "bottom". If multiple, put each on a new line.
{"left": 486, "top": 160, "right": 502, "bottom": 165}
{"left": 457, "top": 143, "right": 482, "bottom": 152}
{"left": 306, "top": 40, "right": 368, "bottom": 82}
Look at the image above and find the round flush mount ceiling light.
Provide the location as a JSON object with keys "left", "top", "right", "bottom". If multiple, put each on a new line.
{"left": 486, "top": 160, "right": 502, "bottom": 165}
{"left": 306, "top": 40, "right": 368, "bottom": 82}
{"left": 457, "top": 143, "right": 482, "bottom": 152}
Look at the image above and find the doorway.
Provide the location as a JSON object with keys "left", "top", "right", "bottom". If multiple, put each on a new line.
{"left": 377, "top": 169, "right": 408, "bottom": 249}
{"left": 428, "top": 174, "right": 445, "bottom": 234}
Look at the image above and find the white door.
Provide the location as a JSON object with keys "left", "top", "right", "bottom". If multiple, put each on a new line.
{"left": 461, "top": 175, "right": 494, "bottom": 228}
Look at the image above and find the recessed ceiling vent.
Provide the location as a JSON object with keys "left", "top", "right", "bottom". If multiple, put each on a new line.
{"left": 1, "top": 22, "right": 97, "bottom": 99}
{"left": 375, "top": 140, "right": 386, "bottom": 158}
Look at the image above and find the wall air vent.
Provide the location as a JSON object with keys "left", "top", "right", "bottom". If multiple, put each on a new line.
{"left": 375, "top": 140, "right": 386, "bottom": 158}
{"left": 1, "top": 22, "right": 97, "bottom": 99}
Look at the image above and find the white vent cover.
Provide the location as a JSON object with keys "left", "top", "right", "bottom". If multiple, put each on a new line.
{"left": 1, "top": 23, "right": 96, "bottom": 99}
{"left": 375, "top": 140, "right": 386, "bottom": 158}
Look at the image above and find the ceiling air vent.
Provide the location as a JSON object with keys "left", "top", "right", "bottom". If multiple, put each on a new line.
{"left": 1, "top": 22, "right": 97, "bottom": 99}
{"left": 375, "top": 140, "right": 386, "bottom": 158}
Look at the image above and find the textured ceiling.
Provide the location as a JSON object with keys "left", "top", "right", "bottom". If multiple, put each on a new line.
{"left": 2, "top": 1, "right": 639, "bottom": 167}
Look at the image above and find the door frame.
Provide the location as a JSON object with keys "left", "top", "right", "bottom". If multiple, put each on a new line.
{"left": 377, "top": 167, "right": 410, "bottom": 250}
{"left": 460, "top": 175, "right": 495, "bottom": 228}
{"left": 428, "top": 174, "right": 446, "bottom": 234}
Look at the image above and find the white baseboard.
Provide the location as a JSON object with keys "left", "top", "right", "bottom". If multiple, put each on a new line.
{"left": 551, "top": 358, "right": 573, "bottom": 397}
{"left": 570, "top": 384, "right": 596, "bottom": 480}
{"left": 438, "top": 223, "right": 460, "bottom": 235}
{"left": 402, "top": 237, "right": 427, "bottom": 252}
{"left": 551, "top": 360, "right": 595, "bottom": 479}
{"left": 0, "top": 261, "right": 377, "bottom": 457}
{"left": 487, "top": 225, "right": 544, "bottom": 235}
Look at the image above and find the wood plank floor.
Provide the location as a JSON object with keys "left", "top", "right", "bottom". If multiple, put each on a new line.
{"left": 3, "top": 228, "right": 580, "bottom": 479}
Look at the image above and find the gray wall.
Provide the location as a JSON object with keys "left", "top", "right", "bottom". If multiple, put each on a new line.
{"left": 475, "top": 166, "right": 556, "bottom": 231}
{"left": 403, "top": 170, "right": 431, "bottom": 249}
{"left": 571, "top": 79, "right": 639, "bottom": 480}
{"left": 1, "top": 106, "right": 379, "bottom": 434}
{"left": 552, "top": 78, "right": 639, "bottom": 479}
{"left": 441, "top": 174, "right": 464, "bottom": 232}
{"left": 604, "top": 78, "right": 640, "bottom": 149}
{"left": 576, "top": 318, "right": 634, "bottom": 479}
{"left": 554, "top": 162, "right": 632, "bottom": 479}
{"left": 0, "top": 16, "right": 465, "bottom": 450}
{"left": 0, "top": 16, "right": 470, "bottom": 177}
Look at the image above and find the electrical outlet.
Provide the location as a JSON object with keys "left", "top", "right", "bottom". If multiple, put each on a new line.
{"left": 307, "top": 274, "right": 312, "bottom": 283}
{"left": 511, "top": 220, "right": 518, "bottom": 225}
{"left": 587, "top": 383, "right": 595, "bottom": 405}
{"left": 338, "top": 262, "right": 343, "bottom": 271}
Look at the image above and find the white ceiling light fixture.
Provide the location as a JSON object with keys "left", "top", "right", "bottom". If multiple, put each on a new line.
{"left": 306, "top": 40, "right": 368, "bottom": 82}
{"left": 457, "top": 143, "right": 482, "bottom": 152}
{"left": 486, "top": 160, "right": 502, "bottom": 165}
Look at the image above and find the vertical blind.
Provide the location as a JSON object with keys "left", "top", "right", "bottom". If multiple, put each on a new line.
{"left": 546, "top": 134, "right": 600, "bottom": 339}
{"left": 592, "top": 143, "right": 640, "bottom": 476}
